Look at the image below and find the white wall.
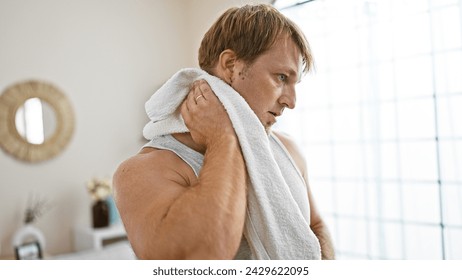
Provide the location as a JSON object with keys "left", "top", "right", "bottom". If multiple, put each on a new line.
{"left": 0, "top": 0, "right": 270, "bottom": 257}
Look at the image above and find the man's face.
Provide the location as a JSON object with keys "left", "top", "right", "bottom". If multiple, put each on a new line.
{"left": 230, "top": 35, "right": 303, "bottom": 133}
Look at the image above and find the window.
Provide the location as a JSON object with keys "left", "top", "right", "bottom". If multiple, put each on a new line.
{"left": 275, "top": 0, "right": 462, "bottom": 259}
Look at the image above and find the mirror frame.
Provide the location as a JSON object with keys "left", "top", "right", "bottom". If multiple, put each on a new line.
{"left": 0, "top": 80, "right": 75, "bottom": 162}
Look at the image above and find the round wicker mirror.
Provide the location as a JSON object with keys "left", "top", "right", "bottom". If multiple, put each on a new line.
{"left": 0, "top": 80, "right": 75, "bottom": 162}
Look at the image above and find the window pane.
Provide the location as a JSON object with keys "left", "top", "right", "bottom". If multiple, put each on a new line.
{"left": 337, "top": 218, "right": 368, "bottom": 257}
{"left": 332, "top": 106, "right": 362, "bottom": 141}
{"left": 333, "top": 144, "right": 364, "bottom": 179}
{"left": 380, "top": 182, "right": 403, "bottom": 221}
{"left": 380, "top": 142, "right": 400, "bottom": 180}
{"left": 397, "top": 98, "right": 435, "bottom": 140}
{"left": 369, "top": 221, "right": 404, "bottom": 259}
{"left": 329, "top": 69, "right": 361, "bottom": 104}
{"left": 439, "top": 140, "right": 462, "bottom": 183}
{"left": 366, "top": 179, "right": 380, "bottom": 219}
{"left": 362, "top": 143, "right": 379, "bottom": 180}
{"left": 431, "top": 0, "right": 459, "bottom": 7}
{"left": 335, "top": 182, "right": 367, "bottom": 217}
{"left": 276, "top": 108, "right": 304, "bottom": 140}
{"left": 359, "top": 22, "right": 394, "bottom": 63}
{"left": 434, "top": 51, "right": 462, "bottom": 94}
{"left": 437, "top": 94, "right": 462, "bottom": 139}
{"left": 431, "top": 6, "right": 462, "bottom": 51}
{"left": 297, "top": 74, "right": 330, "bottom": 109}
{"left": 395, "top": 56, "right": 434, "bottom": 98}
{"left": 311, "top": 180, "right": 336, "bottom": 214}
{"left": 379, "top": 102, "right": 398, "bottom": 140}
{"left": 304, "top": 144, "right": 332, "bottom": 179}
{"left": 273, "top": 0, "right": 299, "bottom": 10}
{"left": 441, "top": 183, "right": 462, "bottom": 226}
{"left": 393, "top": 14, "right": 431, "bottom": 57}
{"left": 404, "top": 224, "right": 443, "bottom": 259}
{"left": 400, "top": 141, "right": 438, "bottom": 181}
{"left": 392, "top": 0, "right": 429, "bottom": 16}
{"left": 300, "top": 109, "right": 331, "bottom": 143}
{"left": 444, "top": 227, "right": 462, "bottom": 259}
{"left": 376, "top": 61, "right": 395, "bottom": 101}
{"left": 402, "top": 183, "right": 440, "bottom": 224}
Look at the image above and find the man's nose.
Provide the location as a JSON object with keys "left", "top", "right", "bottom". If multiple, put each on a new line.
{"left": 280, "top": 85, "right": 296, "bottom": 109}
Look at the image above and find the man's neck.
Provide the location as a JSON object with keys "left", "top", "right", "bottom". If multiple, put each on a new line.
{"left": 172, "top": 133, "right": 206, "bottom": 154}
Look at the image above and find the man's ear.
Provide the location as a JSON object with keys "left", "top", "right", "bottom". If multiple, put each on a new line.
{"left": 216, "top": 49, "right": 237, "bottom": 84}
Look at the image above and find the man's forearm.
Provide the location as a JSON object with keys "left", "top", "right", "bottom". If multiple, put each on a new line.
{"left": 311, "top": 221, "right": 335, "bottom": 260}
{"left": 156, "top": 135, "right": 247, "bottom": 259}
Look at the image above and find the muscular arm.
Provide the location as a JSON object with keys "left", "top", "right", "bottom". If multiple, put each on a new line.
{"left": 113, "top": 81, "right": 247, "bottom": 259}
{"left": 273, "top": 131, "right": 335, "bottom": 260}
{"left": 306, "top": 186, "right": 335, "bottom": 260}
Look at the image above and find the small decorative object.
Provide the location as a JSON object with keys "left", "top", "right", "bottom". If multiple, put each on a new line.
{"left": 12, "top": 195, "right": 50, "bottom": 259}
{"left": 106, "top": 195, "right": 121, "bottom": 225}
{"left": 15, "top": 241, "right": 43, "bottom": 260}
{"left": 86, "top": 177, "right": 112, "bottom": 228}
{"left": 92, "top": 200, "right": 109, "bottom": 228}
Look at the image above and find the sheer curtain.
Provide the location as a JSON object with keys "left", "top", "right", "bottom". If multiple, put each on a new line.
{"left": 275, "top": 0, "right": 462, "bottom": 259}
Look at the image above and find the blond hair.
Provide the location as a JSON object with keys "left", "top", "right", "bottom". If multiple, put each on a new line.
{"left": 198, "top": 4, "right": 313, "bottom": 74}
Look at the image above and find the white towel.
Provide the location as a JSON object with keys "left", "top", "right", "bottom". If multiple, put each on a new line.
{"left": 143, "top": 68, "right": 321, "bottom": 259}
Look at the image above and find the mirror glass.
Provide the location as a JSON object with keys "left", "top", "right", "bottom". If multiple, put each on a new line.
{"left": 15, "top": 98, "right": 57, "bottom": 145}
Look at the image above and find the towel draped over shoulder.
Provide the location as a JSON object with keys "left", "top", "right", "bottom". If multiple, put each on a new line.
{"left": 143, "top": 68, "right": 321, "bottom": 259}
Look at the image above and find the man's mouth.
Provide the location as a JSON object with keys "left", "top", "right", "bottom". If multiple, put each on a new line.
{"left": 269, "top": 111, "right": 281, "bottom": 117}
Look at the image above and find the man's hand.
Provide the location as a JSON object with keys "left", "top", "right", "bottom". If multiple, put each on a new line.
{"left": 181, "top": 80, "right": 236, "bottom": 152}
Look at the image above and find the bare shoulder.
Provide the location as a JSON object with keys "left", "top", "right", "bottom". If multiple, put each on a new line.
{"left": 112, "top": 147, "right": 197, "bottom": 230}
{"left": 272, "top": 130, "right": 308, "bottom": 179}
{"left": 272, "top": 131, "right": 298, "bottom": 150}
{"left": 114, "top": 148, "right": 195, "bottom": 194}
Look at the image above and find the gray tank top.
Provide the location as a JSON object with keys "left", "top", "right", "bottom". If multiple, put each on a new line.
{"left": 144, "top": 133, "right": 310, "bottom": 259}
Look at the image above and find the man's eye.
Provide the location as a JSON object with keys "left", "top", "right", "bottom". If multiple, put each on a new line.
{"left": 278, "top": 74, "right": 288, "bottom": 82}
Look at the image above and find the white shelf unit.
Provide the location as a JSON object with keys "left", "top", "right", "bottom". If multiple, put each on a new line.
{"left": 73, "top": 224, "right": 127, "bottom": 251}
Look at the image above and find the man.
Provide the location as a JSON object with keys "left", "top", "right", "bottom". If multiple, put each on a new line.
{"left": 113, "top": 4, "right": 334, "bottom": 260}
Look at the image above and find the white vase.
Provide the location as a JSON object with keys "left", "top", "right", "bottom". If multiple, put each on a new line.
{"left": 11, "top": 223, "right": 46, "bottom": 251}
